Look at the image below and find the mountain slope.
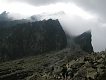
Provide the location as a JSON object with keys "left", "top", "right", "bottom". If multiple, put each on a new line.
{"left": 0, "top": 49, "right": 106, "bottom": 80}
{"left": 0, "top": 48, "right": 89, "bottom": 80}
{"left": 0, "top": 19, "right": 67, "bottom": 61}
{"left": 67, "top": 30, "right": 93, "bottom": 53}
{"left": 74, "top": 30, "right": 93, "bottom": 53}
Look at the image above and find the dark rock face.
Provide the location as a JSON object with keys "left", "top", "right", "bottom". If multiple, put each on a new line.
{"left": 74, "top": 31, "right": 94, "bottom": 53}
{"left": 0, "top": 19, "right": 67, "bottom": 60}
{"left": 66, "top": 30, "right": 93, "bottom": 53}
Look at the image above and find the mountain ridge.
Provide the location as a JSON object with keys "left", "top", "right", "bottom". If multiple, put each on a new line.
{"left": 0, "top": 15, "right": 93, "bottom": 61}
{"left": 0, "top": 19, "right": 67, "bottom": 61}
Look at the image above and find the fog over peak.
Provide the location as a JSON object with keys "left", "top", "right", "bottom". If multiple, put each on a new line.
{"left": 0, "top": 0, "right": 106, "bottom": 52}
{"left": 0, "top": 11, "right": 11, "bottom": 21}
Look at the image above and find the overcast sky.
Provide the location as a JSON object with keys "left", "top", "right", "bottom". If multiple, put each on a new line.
{"left": 0, "top": 0, "right": 106, "bottom": 52}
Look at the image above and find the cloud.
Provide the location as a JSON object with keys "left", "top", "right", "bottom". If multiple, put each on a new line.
{"left": 17, "top": 0, "right": 106, "bottom": 21}
{"left": 59, "top": 14, "right": 106, "bottom": 52}
{"left": 2, "top": 0, "right": 106, "bottom": 19}
{"left": 3, "top": 0, "right": 106, "bottom": 21}
{"left": 69, "top": 0, "right": 106, "bottom": 51}
{"left": 2, "top": 0, "right": 59, "bottom": 6}
{"left": 69, "top": 0, "right": 105, "bottom": 22}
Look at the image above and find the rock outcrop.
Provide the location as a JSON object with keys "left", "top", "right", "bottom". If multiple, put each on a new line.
{"left": 0, "top": 48, "right": 89, "bottom": 80}
{"left": 66, "top": 30, "right": 93, "bottom": 53}
{"left": 0, "top": 19, "right": 67, "bottom": 61}
{"left": 0, "top": 14, "right": 94, "bottom": 61}
{"left": 74, "top": 30, "right": 93, "bottom": 53}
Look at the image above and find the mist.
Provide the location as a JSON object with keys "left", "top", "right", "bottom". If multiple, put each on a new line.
{"left": 59, "top": 15, "right": 106, "bottom": 52}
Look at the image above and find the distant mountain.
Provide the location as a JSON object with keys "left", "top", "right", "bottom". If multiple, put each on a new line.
{"left": 67, "top": 30, "right": 93, "bottom": 53}
{"left": 0, "top": 19, "right": 67, "bottom": 61}
{"left": 0, "top": 11, "right": 94, "bottom": 61}
{"left": 0, "top": 11, "right": 11, "bottom": 21}
{"left": 74, "top": 30, "right": 94, "bottom": 53}
{"left": 0, "top": 11, "right": 34, "bottom": 28}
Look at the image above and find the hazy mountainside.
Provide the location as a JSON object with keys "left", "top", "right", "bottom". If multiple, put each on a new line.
{"left": 0, "top": 19, "right": 29, "bottom": 28}
{"left": 0, "top": 11, "right": 33, "bottom": 28}
{"left": 0, "top": 11, "right": 93, "bottom": 61}
{"left": 0, "top": 11, "right": 11, "bottom": 21}
{"left": 67, "top": 30, "right": 93, "bottom": 53}
{"left": 0, "top": 19, "right": 67, "bottom": 61}
{"left": 0, "top": 17, "right": 94, "bottom": 61}
{"left": 0, "top": 11, "right": 97, "bottom": 80}
{"left": 74, "top": 31, "right": 93, "bottom": 53}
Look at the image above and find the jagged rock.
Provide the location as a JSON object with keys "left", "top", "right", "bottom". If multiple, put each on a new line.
{"left": 0, "top": 19, "right": 67, "bottom": 61}
{"left": 86, "top": 67, "right": 97, "bottom": 79}
{"left": 98, "top": 72, "right": 106, "bottom": 80}
{"left": 74, "top": 30, "right": 93, "bottom": 53}
{"left": 67, "top": 30, "right": 94, "bottom": 53}
{"left": 0, "top": 49, "right": 106, "bottom": 80}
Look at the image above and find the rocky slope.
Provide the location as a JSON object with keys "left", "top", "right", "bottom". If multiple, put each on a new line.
{"left": 0, "top": 48, "right": 106, "bottom": 80}
{"left": 0, "top": 48, "right": 88, "bottom": 80}
{"left": 0, "top": 11, "right": 97, "bottom": 80}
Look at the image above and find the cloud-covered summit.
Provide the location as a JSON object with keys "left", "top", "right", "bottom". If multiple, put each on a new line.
{"left": 0, "top": 11, "right": 11, "bottom": 21}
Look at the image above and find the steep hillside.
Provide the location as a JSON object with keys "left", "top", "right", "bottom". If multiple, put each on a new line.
{"left": 67, "top": 30, "right": 93, "bottom": 53}
{"left": 0, "top": 19, "right": 67, "bottom": 61}
{"left": 0, "top": 48, "right": 88, "bottom": 80}
{"left": 0, "top": 49, "right": 106, "bottom": 80}
{"left": 0, "top": 11, "right": 94, "bottom": 62}
{"left": 74, "top": 30, "right": 93, "bottom": 53}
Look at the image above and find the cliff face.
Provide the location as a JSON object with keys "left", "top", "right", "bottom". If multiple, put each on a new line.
{"left": 0, "top": 19, "right": 67, "bottom": 60}
{"left": 66, "top": 30, "right": 93, "bottom": 53}
{"left": 74, "top": 31, "right": 94, "bottom": 53}
{"left": 0, "top": 17, "right": 94, "bottom": 61}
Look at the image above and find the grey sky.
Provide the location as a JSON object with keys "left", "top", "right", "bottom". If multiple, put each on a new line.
{"left": 0, "top": 0, "right": 106, "bottom": 52}
{"left": 15, "top": 0, "right": 106, "bottom": 21}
